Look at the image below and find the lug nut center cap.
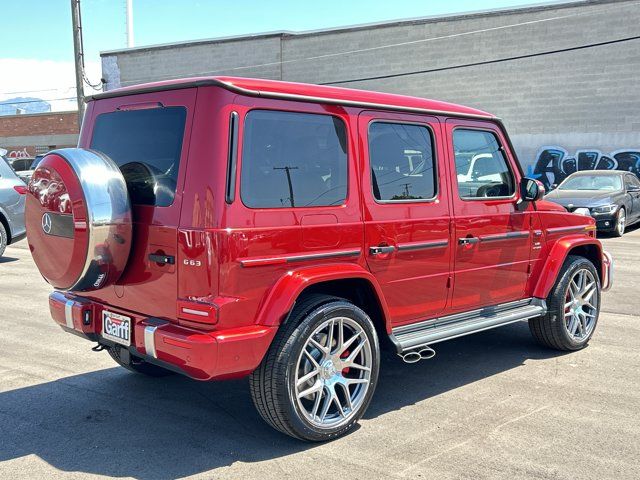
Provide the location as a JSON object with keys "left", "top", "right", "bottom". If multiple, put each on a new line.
{"left": 321, "top": 360, "right": 338, "bottom": 379}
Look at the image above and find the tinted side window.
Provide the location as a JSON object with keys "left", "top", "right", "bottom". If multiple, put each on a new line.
{"left": 368, "top": 122, "right": 436, "bottom": 201}
{"left": 626, "top": 175, "right": 640, "bottom": 188}
{"left": 453, "top": 129, "right": 515, "bottom": 199}
{"left": 240, "top": 110, "right": 347, "bottom": 208}
{"left": 90, "top": 107, "right": 187, "bottom": 207}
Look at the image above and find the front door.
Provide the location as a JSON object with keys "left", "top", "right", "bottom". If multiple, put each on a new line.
{"left": 445, "top": 119, "right": 532, "bottom": 313}
{"left": 360, "top": 111, "right": 452, "bottom": 327}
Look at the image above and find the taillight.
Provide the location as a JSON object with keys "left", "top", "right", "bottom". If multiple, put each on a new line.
{"left": 13, "top": 185, "right": 27, "bottom": 195}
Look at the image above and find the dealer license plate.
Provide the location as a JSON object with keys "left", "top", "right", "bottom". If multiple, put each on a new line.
{"left": 101, "top": 311, "right": 131, "bottom": 347}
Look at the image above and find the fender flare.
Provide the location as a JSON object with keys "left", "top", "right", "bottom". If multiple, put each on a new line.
{"left": 532, "top": 235, "right": 603, "bottom": 299}
{"left": 254, "top": 262, "right": 391, "bottom": 332}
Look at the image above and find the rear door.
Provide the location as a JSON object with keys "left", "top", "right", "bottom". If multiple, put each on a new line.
{"left": 444, "top": 119, "right": 531, "bottom": 313}
{"left": 81, "top": 89, "right": 197, "bottom": 320}
{"left": 360, "top": 111, "right": 452, "bottom": 326}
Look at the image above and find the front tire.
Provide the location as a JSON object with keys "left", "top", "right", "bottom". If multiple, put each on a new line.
{"left": 529, "top": 255, "right": 601, "bottom": 351}
{"left": 613, "top": 207, "right": 626, "bottom": 237}
{"left": 250, "top": 295, "right": 380, "bottom": 441}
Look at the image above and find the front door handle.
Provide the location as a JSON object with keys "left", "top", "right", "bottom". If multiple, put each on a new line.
{"left": 458, "top": 237, "right": 480, "bottom": 246}
{"left": 369, "top": 245, "right": 396, "bottom": 256}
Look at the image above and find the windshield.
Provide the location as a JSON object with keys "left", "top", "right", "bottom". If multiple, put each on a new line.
{"left": 559, "top": 175, "right": 622, "bottom": 191}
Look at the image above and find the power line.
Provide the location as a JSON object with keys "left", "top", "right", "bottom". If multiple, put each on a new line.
{"left": 320, "top": 34, "right": 640, "bottom": 85}
{"left": 0, "top": 97, "right": 76, "bottom": 106}
{"left": 0, "top": 86, "right": 76, "bottom": 96}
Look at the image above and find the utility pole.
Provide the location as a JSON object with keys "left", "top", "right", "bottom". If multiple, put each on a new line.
{"left": 70, "top": 0, "right": 85, "bottom": 126}
{"left": 126, "top": 0, "right": 134, "bottom": 47}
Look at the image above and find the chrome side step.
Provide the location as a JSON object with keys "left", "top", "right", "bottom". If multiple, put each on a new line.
{"left": 389, "top": 298, "right": 546, "bottom": 354}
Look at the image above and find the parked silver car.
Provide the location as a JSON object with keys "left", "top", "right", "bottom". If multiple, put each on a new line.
{"left": 0, "top": 156, "right": 27, "bottom": 257}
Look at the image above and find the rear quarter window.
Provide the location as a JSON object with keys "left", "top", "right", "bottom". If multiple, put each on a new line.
{"left": 90, "top": 106, "right": 187, "bottom": 207}
{"left": 240, "top": 110, "right": 348, "bottom": 208}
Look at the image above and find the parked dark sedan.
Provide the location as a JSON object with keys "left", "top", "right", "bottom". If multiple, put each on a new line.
{"left": 545, "top": 170, "right": 640, "bottom": 236}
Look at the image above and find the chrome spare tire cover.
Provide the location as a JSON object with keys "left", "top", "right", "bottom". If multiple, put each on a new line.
{"left": 25, "top": 148, "right": 132, "bottom": 291}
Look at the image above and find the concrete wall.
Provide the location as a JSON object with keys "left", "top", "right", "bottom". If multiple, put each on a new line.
{"left": 101, "top": 0, "right": 640, "bottom": 185}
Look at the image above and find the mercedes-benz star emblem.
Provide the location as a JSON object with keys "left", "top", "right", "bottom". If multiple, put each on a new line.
{"left": 42, "top": 213, "right": 52, "bottom": 234}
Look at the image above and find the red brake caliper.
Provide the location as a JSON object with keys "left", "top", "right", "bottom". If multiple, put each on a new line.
{"left": 341, "top": 350, "right": 350, "bottom": 375}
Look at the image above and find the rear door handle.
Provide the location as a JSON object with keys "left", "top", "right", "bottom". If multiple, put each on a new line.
{"left": 369, "top": 245, "right": 396, "bottom": 255}
{"left": 458, "top": 237, "right": 480, "bottom": 246}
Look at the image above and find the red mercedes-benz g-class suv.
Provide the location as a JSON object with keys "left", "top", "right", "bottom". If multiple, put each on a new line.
{"left": 25, "top": 77, "right": 612, "bottom": 441}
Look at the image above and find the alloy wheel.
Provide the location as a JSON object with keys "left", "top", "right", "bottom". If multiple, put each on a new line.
{"left": 564, "top": 268, "right": 598, "bottom": 340}
{"left": 617, "top": 209, "right": 626, "bottom": 236}
{"left": 294, "top": 316, "right": 372, "bottom": 429}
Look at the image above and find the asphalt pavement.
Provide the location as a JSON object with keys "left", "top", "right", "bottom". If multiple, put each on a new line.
{"left": 0, "top": 229, "right": 638, "bottom": 479}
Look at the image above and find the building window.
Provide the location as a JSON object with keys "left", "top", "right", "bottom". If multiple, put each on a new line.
{"left": 240, "top": 110, "right": 348, "bottom": 208}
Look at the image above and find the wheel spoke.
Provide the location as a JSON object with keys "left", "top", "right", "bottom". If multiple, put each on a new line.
{"left": 342, "top": 361, "right": 371, "bottom": 372}
{"left": 319, "top": 389, "right": 334, "bottom": 421}
{"left": 333, "top": 392, "right": 346, "bottom": 418}
{"left": 346, "top": 337, "right": 368, "bottom": 363}
{"left": 346, "top": 378, "right": 369, "bottom": 386}
{"left": 326, "top": 319, "right": 335, "bottom": 353}
{"left": 337, "top": 330, "right": 361, "bottom": 356}
{"left": 582, "top": 281, "right": 596, "bottom": 300}
{"left": 309, "top": 337, "right": 329, "bottom": 355}
{"left": 567, "top": 315, "right": 578, "bottom": 335}
{"left": 340, "top": 383, "right": 353, "bottom": 411}
{"left": 311, "top": 386, "right": 324, "bottom": 418}
{"left": 303, "top": 348, "right": 320, "bottom": 367}
{"left": 298, "top": 380, "right": 323, "bottom": 399}
{"left": 296, "top": 368, "right": 319, "bottom": 387}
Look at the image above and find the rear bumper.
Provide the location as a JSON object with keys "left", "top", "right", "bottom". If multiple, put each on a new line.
{"left": 49, "top": 291, "right": 277, "bottom": 380}
{"left": 602, "top": 250, "right": 613, "bottom": 292}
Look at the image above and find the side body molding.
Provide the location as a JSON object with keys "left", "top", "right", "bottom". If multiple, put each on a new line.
{"left": 254, "top": 263, "right": 391, "bottom": 332}
{"left": 532, "top": 235, "right": 603, "bottom": 299}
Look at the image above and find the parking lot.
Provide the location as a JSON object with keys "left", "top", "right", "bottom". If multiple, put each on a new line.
{"left": 0, "top": 230, "right": 638, "bottom": 480}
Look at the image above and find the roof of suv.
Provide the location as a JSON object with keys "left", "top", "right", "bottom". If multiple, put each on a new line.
{"left": 89, "top": 76, "right": 494, "bottom": 120}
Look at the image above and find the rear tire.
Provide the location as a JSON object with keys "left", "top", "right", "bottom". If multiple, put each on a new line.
{"left": 108, "top": 346, "right": 173, "bottom": 377}
{"left": 0, "top": 221, "right": 6, "bottom": 257}
{"left": 529, "top": 255, "right": 601, "bottom": 351}
{"left": 249, "top": 294, "right": 380, "bottom": 441}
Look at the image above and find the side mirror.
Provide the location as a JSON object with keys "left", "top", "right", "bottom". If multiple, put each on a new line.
{"left": 521, "top": 177, "right": 545, "bottom": 202}
{"left": 627, "top": 184, "right": 640, "bottom": 193}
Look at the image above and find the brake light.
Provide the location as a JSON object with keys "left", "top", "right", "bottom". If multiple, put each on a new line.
{"left": 13, "top": 185, "right": 27, "bottom": 195}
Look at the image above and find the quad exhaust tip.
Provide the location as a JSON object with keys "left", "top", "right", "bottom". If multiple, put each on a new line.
{"left": 400, "top": 346, "right": 436, "bottom": 363}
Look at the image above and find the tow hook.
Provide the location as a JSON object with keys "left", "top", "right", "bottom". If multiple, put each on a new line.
{"left": 91, "top": 343, "right": 107, "bottom": 352}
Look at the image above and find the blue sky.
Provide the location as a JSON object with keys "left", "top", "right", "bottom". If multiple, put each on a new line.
{"left": 0, "top": 0, "right": 557, "bottom": 108}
